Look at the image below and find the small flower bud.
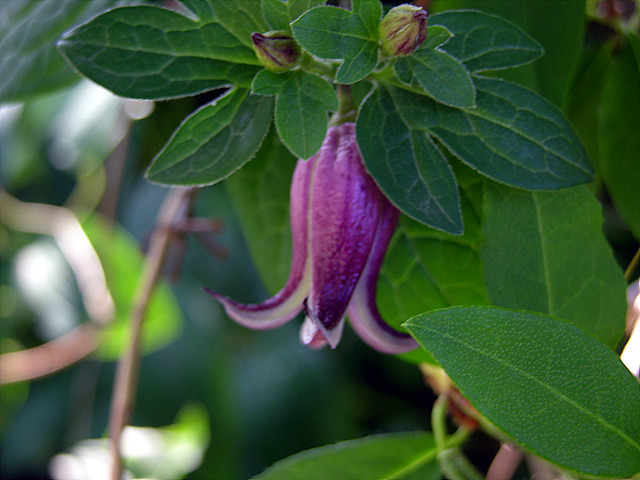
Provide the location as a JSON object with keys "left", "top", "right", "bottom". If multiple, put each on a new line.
{"left": 251, "top": 31, "right": 302, "bottom": 73}
{"left": 378, "top": 4, "right": 428, "bottom": 57}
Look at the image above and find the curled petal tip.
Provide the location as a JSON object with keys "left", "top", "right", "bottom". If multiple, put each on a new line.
{"left": 204, "top": 286, "right": 305, "bottom": 330}
{"left": 346, "top": 201, "right": 418, "bottom": 354}
{"left": 347, "top": 295, "right": 418, "bottom": 354}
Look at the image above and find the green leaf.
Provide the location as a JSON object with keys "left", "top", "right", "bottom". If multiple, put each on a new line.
{"left": 252, "top": 432, "right": 441, "bottom": 480}
{"left": 82, "top": 215, "right": 182, "bottom": 360}
{"left": 290, "top": 0, "right": 382, "bottom": 84}
{"left": 404, "top": 306, "right": 640, "bottom": 478}
{"left": 394, "top": 27, "right": 476, "bottom": 108}
{"left": 598, "top": 35, "right": 640, "bottom": 239}
{"left": 58, "top": 5, "right": 261, "bottom": 99}
{"left": 263, "top": 0, "right": 290, "bottom": 31}
{"left": 429, "top": 10, "right": 543, "bottom": 73}
{"left": 564, "top": 44, "right": 612, "bottom": 166}
{"left": 225, "top": 127, "right": 297, "bottom": 293}
{"left": 210, "top": 0, "right": 268, "bottom": 46}
{"left": 378, "top": 160, "right": 489, "bottom": 364}
{"left": 481, "top": 183, "right": 626, "bottom": 349}
{"left": 421, "top": 25, "right": 453, "bottom": 50}
{"left": 430, "top": 2, "right": 584, "bottom": 108}
{"left": 0, "top": 0, "right": 129, "bottom": 102}
{"left": 253, "top": 69, "right": 337, "bottom": 159}
{"left": 146, "top": 88, "right": 273, "bottom": 185}
{"left": 431, "top": 76, "right": 594, "bottom": 189}
{"left": 492, "top": 1, "right": 585, "bottom": 108}
{"left": 357, "top": 85, "right": 463, "bottom": 234}
{"left": 262, "top": 0, "right": 325, "bottom": 32}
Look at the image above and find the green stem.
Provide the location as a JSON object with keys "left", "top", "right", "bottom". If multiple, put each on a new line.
{"left": 432, "top": 395, "right": 450, "bottom": 448}
{"left": 301, "top": 54, "right": 335, "bottom": 78}
{"left": 432, "top": 395, "right": 484, "bottom": 480}
{"left": 625, "top": 246, "right": 640, "bottom": 281}
{"left": 385, "top": 426, "right": 470, "bottom": 480}
{"left": 330, "top": 84, "right": 357, "bottom": 125}
{"left": 439, "top": 447, "right": 486, "bottom": 480}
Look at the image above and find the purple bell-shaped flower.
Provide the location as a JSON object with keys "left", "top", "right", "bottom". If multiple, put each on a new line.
{"left": 208, "top": 123, "right": 417, "bottom": 354}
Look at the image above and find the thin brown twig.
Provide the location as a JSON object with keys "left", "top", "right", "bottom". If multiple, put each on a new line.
{"left": 0, "top": 323, "right": 100, "bottom": 384}
{"left": 0, "top": 190, "right": 115, "bottom": 383}
{"left": 108, "top": 187, "right": 195, "bottom": 480}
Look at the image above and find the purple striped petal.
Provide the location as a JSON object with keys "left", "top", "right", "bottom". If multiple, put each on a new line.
{"left": 205, "top": 150, "right": 315, "bottom": 329}
{"left": 347, "top": 199, "right": 418, "bottom": 354}
{"left": 303, "top": 123, "right": 382, "bottom": 347}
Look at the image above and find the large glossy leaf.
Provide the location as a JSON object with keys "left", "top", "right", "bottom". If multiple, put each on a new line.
{"left": 429, "top": 10, "right": 543, "bottom": 73}
{"left": 290, "top": 0, "right": 381, "bottom": 84}
{"left": 146, "top": 89, "right": 273, "bottom": 185}
{"left": 564, "top": 44, "right": 611, "bottom": 166}
{"left": 225, "top": 127, "right": 298, "bottom": 293}
{"left": 598, "top": 35, "right": 640, "bottom": 239}
{"left": 481, "top": 182, "right": 626, "bottom": 349}
{"left": 252, "top": 69, "right": 337, "bottom": 159}
{"left": 58, "top": 4, "right": 261, "bottom": 99}
{"left": 431, "top": 76, "right": 594, "bottom": 189}
{"left": 404, "top": 306, "right": 640, "bottom": 478}
{"left": 356, "top": 86, "right": 463, "bottom": 234}
{"left": 82, "top": 215, "right": 182, "bottom": 360}
{"left": 252, "top": 432, "right": 441, "bottom": 480}
{"left": 0, "top": 0, "right": 128, "bottom": 102}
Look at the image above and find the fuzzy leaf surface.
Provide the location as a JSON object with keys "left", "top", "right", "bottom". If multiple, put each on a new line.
{"left": 429, "top": 10, "right": 543, "bottom": 73}
{"left": 58, "top": 4, "right": 260, "bottom": 99}
{"left": 262, "top": 0, "right": 324, "bottom": 32}
{"left": 394, "top": 32, "right": 476, "bottom": 108}
{"left": 431, "top": 76, "right": 594, "bottom": 189}
{"left": 357, "top": 85, "right": 463, "bottom": 234}
{"left": 210, "top": 0, "right": 268, "bottom": 46}
{"left": 146, "top": 89, "right": 273, "bottom": 185}
{"left": 290, "top": 0, "right": 381, "bottom": 83}
{"left": 404, "top": 306, "right": 640, "bottom": 478}
{"left": 253, "top": 69, "right": 337, "bottom": 159}
{"left": 0, "top": 0, "right": 130, "bottom": 101}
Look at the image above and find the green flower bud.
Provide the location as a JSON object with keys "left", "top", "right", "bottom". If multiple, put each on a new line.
{"left": 251, "top": 31, "right": 302, "bottom": 73}
{"left": 378, "top": 4, "right": 428, "bottom": 57}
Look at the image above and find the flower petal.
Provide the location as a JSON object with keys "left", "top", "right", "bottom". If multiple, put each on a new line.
{"left": 305, "top": 123, "right": 381, "bottom": 337}
{"left": 347, "top": 200, "right": 418, "bottom": 354}
{"left": 299, "top": 315, "right": 345, "bottom": 349}
{"left": 205, "top": 150, "right": 315, "bottom": 329}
